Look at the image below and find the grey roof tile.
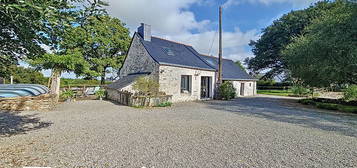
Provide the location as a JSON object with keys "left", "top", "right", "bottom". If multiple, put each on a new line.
{"left": 138, "top": 35, "right": 215, "bottom": 71}
{"left": 199, "top": 55, "right": 256, "bottom": 80}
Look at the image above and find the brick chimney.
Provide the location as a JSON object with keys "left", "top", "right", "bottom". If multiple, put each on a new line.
{"left": 138, "top": 23, "right": 151, "bottom": 41}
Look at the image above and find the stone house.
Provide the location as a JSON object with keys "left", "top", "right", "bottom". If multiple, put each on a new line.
{"left": 107, "top": 23, "right": 257, "bottom": 103}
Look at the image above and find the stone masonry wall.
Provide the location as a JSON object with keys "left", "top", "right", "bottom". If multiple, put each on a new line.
{"left": 0, "top": 94, "right": 56, "bottom": 111}
{"left": 107, "top": 88, "right": 172, "bottom": 107}
{"left": 119, "top": 33, "right": 159, "bottom": 81}
{"left": 159, "top": 65, "right": 216, "bottom": 102}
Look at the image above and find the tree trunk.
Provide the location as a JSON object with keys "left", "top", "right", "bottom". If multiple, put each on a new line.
{"left": 50, "top": 69, "right": 61, "bottom": 102}
{"left": 100, "top": 68, "right": 106, "bottom": 85}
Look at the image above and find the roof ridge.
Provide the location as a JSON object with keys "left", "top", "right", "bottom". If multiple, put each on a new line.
{"left": 151, "top": 36, "right": 192, "bottom": 46}
{"left": 199, "top": 53, "right": 232, "bottom": 61}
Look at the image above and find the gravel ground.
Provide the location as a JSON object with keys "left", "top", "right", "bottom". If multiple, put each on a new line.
{"left": 0, "top": 96, "right": 357, "bottom": 168}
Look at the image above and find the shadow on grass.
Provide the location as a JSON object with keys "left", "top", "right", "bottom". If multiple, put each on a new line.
{"left": 204, "top": 97, "right": 357, "bottom": 138}
{"left": 0, "top": 111, "right": 52, "bottom": 137}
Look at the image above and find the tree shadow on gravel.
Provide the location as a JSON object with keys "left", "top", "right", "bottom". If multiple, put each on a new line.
{"left": 0, "top": 111, "right": 52, "bottom": 137}
{"left": 204, "top": 97, "right": 357, "bottom": 138}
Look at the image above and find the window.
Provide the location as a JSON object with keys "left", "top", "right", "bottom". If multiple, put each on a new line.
{"left": 162, "top": 47, "right": 174, "bottom": 56}
{"left": 181, "top": 75, "right": 191, "bottom": 93}
{"left": 249, "top": 83, "right": 252, "bottom": 87}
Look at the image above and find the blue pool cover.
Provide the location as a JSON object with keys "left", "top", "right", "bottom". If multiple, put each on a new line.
{"left": 0, "top": 84, "right": 49, "bottom": 98}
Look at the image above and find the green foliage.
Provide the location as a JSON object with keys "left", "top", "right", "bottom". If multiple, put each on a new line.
{"left": 257, "top": 90, "right": 292, "bottom": 96}
{"left": 0, "top": 0, "right": 70, "bottom": 71}
{"left": 60, "top": 90, "right": 75, "bottom": 100}
{"left": 60, "top": 78, "right": 108, "bottom": 87}
{"left": 291, "top": 85, "right": 310, "bottom": 96}
{"left": 298, "top": 99, "right": 316, "bottom": 105}
{"left": 95, "top": 89, "right": 106, "bottom": 98}
{"left": 219, "top": 81, "right": 236, "bottom": 100}
{"left": 344, "top": 85, "right": 357, "bottom": 102}
{"left": 28, "top": 49, "right": 94, "bottom": 76}
{"left": 155, "top": 102, "right": 172, "bottom": 107}
{"left": 63, "top": 15, "right": 131, "bottom": 84}
{"left": 299, "top": 99, "right": 357, "bottom": 113}
{"left": 132, "top": 77, "right": 160, "bottom": 96}
{"left": 2, "top": 65, "right": 47, "bottom": 85}
{"left": 257, "top": 80, "right": 276, "bottom": 86}
{"left": 247, "top": 1, "right": 332, "bottom": 78}
{"left": 283, "top": 1, "right": 357, "bottom": 87}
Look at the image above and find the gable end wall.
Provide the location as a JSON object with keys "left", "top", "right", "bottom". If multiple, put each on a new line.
{"left": 119, "top": 33, "right": 159, "bottom": 81}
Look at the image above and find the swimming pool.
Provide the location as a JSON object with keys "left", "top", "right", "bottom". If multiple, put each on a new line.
{"left": 0, "top": 84, "right": 50, "bottom": 98}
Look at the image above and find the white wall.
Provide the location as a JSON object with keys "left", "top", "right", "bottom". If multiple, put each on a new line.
{"left": 159, "top": 65, "right": 216, "bottom": 102}
{"left": 231, "top": 81, "right": 257, "bottom": 97}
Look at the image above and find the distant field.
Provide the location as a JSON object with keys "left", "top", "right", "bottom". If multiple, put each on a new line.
{"left": 257, "top": 90, "right": 292, "bottom": 96}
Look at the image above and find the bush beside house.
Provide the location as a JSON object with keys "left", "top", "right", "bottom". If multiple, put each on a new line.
{"left": 219, "top": 81, "right": 236, "bottom": 100}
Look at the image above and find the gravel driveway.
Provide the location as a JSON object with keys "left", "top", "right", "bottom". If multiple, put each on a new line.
{"left": 1, "top": 96, "right": 357, "bottom": 167}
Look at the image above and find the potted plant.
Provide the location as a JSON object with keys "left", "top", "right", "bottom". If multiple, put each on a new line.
{"left": 60, "top": 90, "right": 75, "bottom": 102}
{"left": 95, "top": 88, "right": 106, "bottom": 100}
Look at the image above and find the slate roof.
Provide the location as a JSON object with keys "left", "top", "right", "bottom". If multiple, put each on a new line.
{"left": 199, "top": 55, "right": 256, "bottom": 80}
{"left": 138, "top": 34, "right": 215, "bottom": 71}
{"left": 106, "top": 73, "right": 149, "bottom": 90}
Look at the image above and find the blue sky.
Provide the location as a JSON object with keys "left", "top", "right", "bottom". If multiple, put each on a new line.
{"left": 37, "top": 0, "right": 319, "bottom": 78}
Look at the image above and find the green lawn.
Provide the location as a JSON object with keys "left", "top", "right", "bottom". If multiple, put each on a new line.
{"left": 257, "top": 90, "right": 292, "bottom": 96}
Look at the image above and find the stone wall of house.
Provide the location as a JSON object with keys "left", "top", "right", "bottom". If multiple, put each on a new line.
{"left": 159, "top": 65, "right": 216, "bottom": 102}
{"left": 119, "top": 33, "right": 159, "bottom": 81}
{"left": 0, "top": 94, "right": 56, "bottom": 111}
{"left": 231, "top": 81, "right": 257, "bottom": 97}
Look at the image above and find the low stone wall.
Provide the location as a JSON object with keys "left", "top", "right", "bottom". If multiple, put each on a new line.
{"left": 0, "top": 94, "right": 56, "bottom": 111}
{"left": 106, "top": 88, "right": 172, "bottom": 107}
{"left": 131, "top": 95, "right": 172, "bottom": 107}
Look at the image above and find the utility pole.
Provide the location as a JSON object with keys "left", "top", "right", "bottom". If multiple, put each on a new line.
{"left": 217, "top": 6, "right": 223, "bottom": 86}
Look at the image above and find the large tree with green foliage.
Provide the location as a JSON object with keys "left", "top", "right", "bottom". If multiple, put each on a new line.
{"left": 283, "top": 0, "right": 357, "bottom": 87}
{"left": 3, "top": 65, "right": 47, "bottom": 85}
{"left": 63, "top": 15, "right": 131, "bottom": 84}
{"left": 246, "top": 1, "right": 335, "bottom": 79}
{"left": 29, "top": 49, "right": 93, "bottom": 99}
{"left": 0, "top": 0, "right": 73, "bottom": 77}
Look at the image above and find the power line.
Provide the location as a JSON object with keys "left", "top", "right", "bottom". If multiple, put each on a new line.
{"left": 208, "top": 31, "right": 217, "bottom": 56}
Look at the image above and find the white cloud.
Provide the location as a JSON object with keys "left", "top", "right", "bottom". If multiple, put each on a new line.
{"left": 105, "top": 0, "right": 209, "bottom": 35}
{"left": 105, "top": 0, "right": 258, "bottom": 62}
{"left": 223, "top": 0, "right": 320, "bottom": 8}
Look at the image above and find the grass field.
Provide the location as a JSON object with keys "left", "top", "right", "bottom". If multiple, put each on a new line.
{"left": 257, "top": 90, "right": 292, "bottom": 96}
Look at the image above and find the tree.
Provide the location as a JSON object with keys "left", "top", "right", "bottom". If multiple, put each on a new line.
{"left": 0, "top": 0, "right": 77, "bottom": 76}
{"left": 24, "top": 0, "right": 108, "bottom": 100}
{"left": 63, "top": 15, "right": 131, "bottom": 84}
{"left": 3, "top": 65, "right": 47, "bottom": 85}
{"left": 246, "top": 1, "right": 333, "bottom": 79}
{"left": 29, "top": 49, "right": 93, "bottom": 100}
{"left": 283, "top": 0, "right": 357, "bottom": 87}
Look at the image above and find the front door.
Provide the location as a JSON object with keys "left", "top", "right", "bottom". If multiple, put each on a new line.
{"left": 240, "top": 83, "right": 245, "bottom": 96}
{"left": 201, "top": 76, "right": 211, "bottom": 99}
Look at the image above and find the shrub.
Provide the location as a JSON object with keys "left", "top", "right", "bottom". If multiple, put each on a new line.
{"left": 95, "top": 89, "right": 106, "bottom": 99}
{"left": 219, "top": 81, "right": 236, "bottom": 100}
{"left": 344, "top": 85, "right": 357, "bottom": 102}
{"left": 298, "top": 99, "right": 316, "bottom": 105}
{"left": 60, "top": 90, "right": 75, "bottom": 100}
{"left": 156, "top": 102, "right": 172, "bottom": 107}
{"left": 133, "top": 77, "right": 160, "bottom": 96}
{"left": 316, "top": 102, "right": 339, "bottom": 110}
{"left": 291, "top": 85, "right": 310, "bottom": 96}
